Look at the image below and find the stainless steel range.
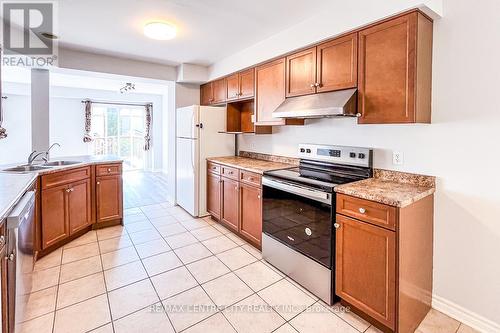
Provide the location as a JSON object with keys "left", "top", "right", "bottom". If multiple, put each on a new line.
{"left": 262, "top": 144, "right": 373, "bottom": 304}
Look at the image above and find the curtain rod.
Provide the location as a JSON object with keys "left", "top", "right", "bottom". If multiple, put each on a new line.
{"left": 81, "top": 99, "right": 152, "bottom": 107}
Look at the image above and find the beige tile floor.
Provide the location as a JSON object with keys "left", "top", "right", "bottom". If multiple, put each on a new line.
{"left": 17, "top": 201, "right": 478, "bottom": 333}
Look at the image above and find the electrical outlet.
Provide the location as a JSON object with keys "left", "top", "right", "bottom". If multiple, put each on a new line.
{"left": 393, "top": 151, "right": 404, "bottom": 165}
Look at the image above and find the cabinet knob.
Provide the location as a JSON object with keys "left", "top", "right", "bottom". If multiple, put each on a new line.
{"left": 334, "top": 223, "right": 340, "bottom": 229}
{"left": 358, "top": 208, "right": 366, "bottom": 214}
{"left": 356, "top": 113, "right": 362, "bottom": 118}
{"left": 310, "top": 83, "right": 315, "bottom": 88}
{"left": 66, "top": 188, "right": 71, "bottom": 193}
{"left": 257, "top": 195, "right": 261, "bottom": 199}
{"left": 107, "top": 168, "right": 111, "bottom": 172}
{"left": 97, "top": 181, "right": 100, "bottom": 185}
{"left": 315, "top": 82, "right": 320, "bottom": 87}
{"left": 7, "top": 252, "right": 15, "bottom": 261}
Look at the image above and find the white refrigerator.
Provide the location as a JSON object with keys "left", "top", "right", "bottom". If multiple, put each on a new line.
{"left": 176, "top": 105, "right": 234, "bottom": 217}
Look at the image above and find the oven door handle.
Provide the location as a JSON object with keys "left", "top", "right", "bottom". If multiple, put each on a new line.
{"left": 262, "top": 177, "right": 331, "bottom": 205}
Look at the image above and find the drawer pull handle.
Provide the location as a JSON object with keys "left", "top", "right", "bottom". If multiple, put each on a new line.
{"left": 359, "top": 208, "right": 366, "bottom": 214}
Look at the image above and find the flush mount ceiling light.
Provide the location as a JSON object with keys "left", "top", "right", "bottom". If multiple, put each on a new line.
{"left": 144, "top": 22, "right": 176, "bottom": 40}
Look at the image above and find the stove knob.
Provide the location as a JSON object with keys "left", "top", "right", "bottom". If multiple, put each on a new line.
{"left": 349, "top": 152, "right": 356, "bottom": 158}
{"left": 300, "top": 148, "right": 305, "bottom": 153}
{"left": 306, "top": 149, "right": 311, "bottom": 153}
{"left": 358, "top": 153, "right": 366, "bottom": 159}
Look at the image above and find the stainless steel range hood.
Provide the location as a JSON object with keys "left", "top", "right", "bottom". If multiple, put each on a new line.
{"left": 272, "top": 88, "right": 358, "bottom": 119}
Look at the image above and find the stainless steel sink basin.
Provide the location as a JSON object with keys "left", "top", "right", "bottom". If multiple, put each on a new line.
{"left": 44, "top": 160, "right": 81, "bottom": 166}
{"left": 2, "top": 165, "right": 53, "bottom": 173}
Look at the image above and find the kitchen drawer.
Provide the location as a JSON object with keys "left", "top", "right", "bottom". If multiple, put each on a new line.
{"left": 221, "top": 166, "right": 239, "bottom": 180}
{"left": 96, "top": 163, "right": 122, "bottom": 176}
{"left": 41, "top": 166, "right": 91, "bottom": 189}
{"left": 336, "top": 194, "right": 397, "bottom": 230}
{"left": 207, "top": 162, "right": 221, "bottom": 175}
{"left": 240, "top": 170, "right": 261, "bottom": 187}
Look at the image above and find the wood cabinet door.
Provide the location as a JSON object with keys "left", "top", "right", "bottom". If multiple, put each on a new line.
{"left": 41, "top": 185, "right": 69, "bottom": 249}
{"left": 358, "top": 13, "right": 417, "bottom": 124}
{"left": 96, "top": 175, "right": 123, "bottom": 223}
{"left": 67, "top": 178, "right": 92, "bottom": 235}
{"left": 206, "top": 172, "right": 221, "bottom": 220}
{"left": 255, "top": 58, "right": 286, "bottom": 125}
{"left": 226, "top": 74, "right": 239, "bottom": 101}
{"left": 0, "top": 243, "right": 8, "bottom": 333}
{"left": 239, "top": 68, "right": 255, "bottom": 99}
{"left": 212, "top": 78, "right": 226, "bottom": 104}
{"left": 317, "top": 33, "right": 358, "bottom": 92}
{"left": 200, "top": 82, "right": 213, "bottom": 105}
{"left": 335, "top": 214, "right": 396, "bottom": 330}
{"left": 239, "top": 183, "right": 262, "bottom": 246}
{"left": 221, "top": 177, "right": 239, "bottom": 232}
{"left": 286, "top": 47, "right": 317, "bottom": 97}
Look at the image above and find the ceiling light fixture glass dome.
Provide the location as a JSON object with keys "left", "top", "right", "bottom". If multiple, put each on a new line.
{"left": 144, "top": 22, "right": 177, "bottom": 40}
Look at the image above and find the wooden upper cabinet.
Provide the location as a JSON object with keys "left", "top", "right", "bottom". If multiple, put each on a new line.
{"left": 226, "top": 69, "right": 255, "bottom": 102}
{"left": 212, "top": 78, "right": 226, "bottom": 104}
{"left": 226, "top": 74, "right": 239, "bottom": 102}
{"left": 200, "top": 82, "right": 213, "bottom": 106}
{"left": 255, "top": 58, "right": 286, "bottom": 125}
{"left": 317, "top": 33, "right": 358, "bottom": 92}
{"left": 336, "top": 214, "right": 396, "bottom": 330}
{"left": 238, "top": 68, "right": 254, "bottom": 99}
{"left": 286, "top": 47, "right": 317, "bottom": 97}
{"left": 67, "top": 179, "right": 92, "bottom": 235}
{"left": 358, "top": 12, "right": 433, "bottom": 124}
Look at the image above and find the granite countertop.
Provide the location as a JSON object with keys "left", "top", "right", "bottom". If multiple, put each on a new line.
{"left": 0, "top": 155, "right": 123, "bottom": 220}
{"left": 207, "top": 156, "right": 294, "bottom": 174}
{"left": 335, "top": 169, "right": 436, "bottom": 208}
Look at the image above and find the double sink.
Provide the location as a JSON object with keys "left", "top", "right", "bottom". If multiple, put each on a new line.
{"left": 2, "top": 160, "right": 82, "bottom": 173}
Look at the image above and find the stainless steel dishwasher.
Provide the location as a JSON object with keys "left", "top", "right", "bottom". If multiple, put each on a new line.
{"left": 6, "top": 191, "right": 35, "bottom": 331}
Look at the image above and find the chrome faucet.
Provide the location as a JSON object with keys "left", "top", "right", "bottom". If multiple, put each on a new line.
{"left": 27, "top": 151, "right": 47, "bottom": 165}
{"left": 27, "top": 143, "right": 61, "bottom": 165}
{"left": 45, "top": 142, "right": 61, "bottom": 160}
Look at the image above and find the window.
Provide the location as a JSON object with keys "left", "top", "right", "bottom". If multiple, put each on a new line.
{"left": 90, "top": 104, "right": 146, "bottom": 170}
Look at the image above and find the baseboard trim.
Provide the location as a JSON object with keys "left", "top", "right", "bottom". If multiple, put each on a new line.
{"left": 432, "top": 294, "right": 500, "bottom": 333}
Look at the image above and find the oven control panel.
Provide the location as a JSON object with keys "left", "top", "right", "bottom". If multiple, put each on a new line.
{"left": 298, "top": 144, "right": 372, "bottom": 167}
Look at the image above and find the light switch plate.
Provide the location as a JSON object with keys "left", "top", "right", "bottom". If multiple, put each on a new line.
{"left": 393, "top": 151, "right": 404, "bottom": 165}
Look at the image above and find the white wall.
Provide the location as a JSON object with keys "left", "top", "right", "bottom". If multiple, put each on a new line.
{"left": 208, "top": 0, "right": 443, "bottom": 80}
{"left": 0, "top": 82, "right": 31, "bottom": 165}
{"left": 59, "top": 48, "right": 178, "bottom": 82}
{"left": 211, "top": 0, "right": 500, "bottom": 330}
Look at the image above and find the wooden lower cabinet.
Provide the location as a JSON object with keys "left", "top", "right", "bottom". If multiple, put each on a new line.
{"left": 336, "top": 214, "right": 396, "bottom": 329}
{"left": 206, "top": 172, "right": 221, "bottom": 220}
{"left": 68, "top": 178, "right": 92, "bottom": 234}
{"left": 221, "top": 177, "right": 239, "bottom": 232}
{"left": 336, "top": 194, "right": 434, "bottom": 333}
{"left": 41, "top": 184, "right": 69, "bottom": 249}
{"left": 207, "top": 162, "right": 263, "bottom": 248}
{"left": 96, "top": 174, "right": 123, "bottom": 224}
{"left": 239, "top": 183, "right": 262, "bottom": 246}
{"left": 39, "top": 163, "right": 123, "bottom": 253}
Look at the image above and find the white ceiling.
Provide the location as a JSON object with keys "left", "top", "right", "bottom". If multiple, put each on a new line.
{"left": 55, "top": 0, "right": 331, "bottom": 66}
